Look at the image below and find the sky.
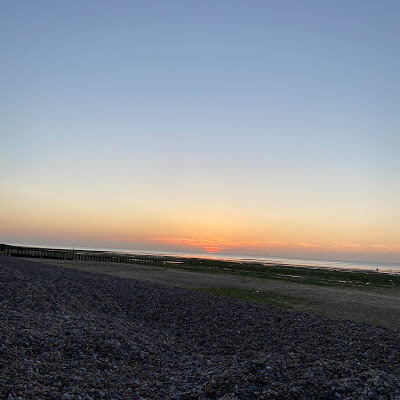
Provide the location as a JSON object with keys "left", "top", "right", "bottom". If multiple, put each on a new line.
{"left": 1, "top": 0, "right": 399, "bottom": 262}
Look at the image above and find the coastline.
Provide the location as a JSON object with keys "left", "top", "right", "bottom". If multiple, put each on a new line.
{"left": 1, "top": 243, "right": 399, "bottom": 275}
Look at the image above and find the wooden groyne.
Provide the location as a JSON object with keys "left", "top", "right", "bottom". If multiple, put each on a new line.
{"left": 0, "top": 245, "right": 159, "bottom": 265}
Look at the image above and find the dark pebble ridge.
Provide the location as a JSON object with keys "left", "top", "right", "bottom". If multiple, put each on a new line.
{"left": 1, "top": 256, "right": 400, "bottom": 400}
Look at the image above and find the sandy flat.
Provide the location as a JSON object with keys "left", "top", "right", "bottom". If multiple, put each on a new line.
{"left": 27, "top": 258, "right": 400, "bottom": 329}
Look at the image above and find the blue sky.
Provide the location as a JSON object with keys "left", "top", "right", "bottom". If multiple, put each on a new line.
{"left": 1, "top": 1, "right": 399, "bottom": 261}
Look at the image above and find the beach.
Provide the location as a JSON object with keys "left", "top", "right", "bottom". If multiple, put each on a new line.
{"left": 31, "top": 254, "right": 400, "bottom": 330}
{"left": 1, "top": 255, "right": 400, "bottom": 399}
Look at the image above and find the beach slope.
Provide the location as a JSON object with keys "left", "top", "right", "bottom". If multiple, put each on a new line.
{"left": 1, "top": 256, "right": 399, "bottom": 399}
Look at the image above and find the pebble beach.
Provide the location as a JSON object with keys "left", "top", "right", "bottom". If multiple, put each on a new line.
{"left": 1, "top": 256, "right": 399, "bottom": 400}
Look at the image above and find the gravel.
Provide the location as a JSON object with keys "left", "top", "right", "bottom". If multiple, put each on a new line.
{"left": 1, "top": 256, "right": 399, "bottom": 399}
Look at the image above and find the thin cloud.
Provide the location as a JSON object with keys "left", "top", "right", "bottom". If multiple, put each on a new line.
{"left": 298, "top": 242, "right": 319, "bottom": 248}
{"left": 330, "top": 241, "right": 359, "bottom": 248}
{"left": 369, "top": 244, "right": 400, "bottom": 252}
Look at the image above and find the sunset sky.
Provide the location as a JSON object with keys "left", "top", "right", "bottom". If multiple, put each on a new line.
{"left": 1, "top": 1, "right": 399, "bottom": 262}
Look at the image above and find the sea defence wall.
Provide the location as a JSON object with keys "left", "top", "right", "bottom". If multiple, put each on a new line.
{"left": 0, "top": 245, "right": 159, "bottom": 265}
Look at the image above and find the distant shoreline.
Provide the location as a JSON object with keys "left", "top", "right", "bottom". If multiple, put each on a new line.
{"left": 1, "top": 243, "right": 399, "bottom": 275}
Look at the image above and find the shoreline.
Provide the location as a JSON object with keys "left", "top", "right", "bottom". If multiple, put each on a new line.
{"left": 1, "top": 243, "right": 399, "bottom": 276}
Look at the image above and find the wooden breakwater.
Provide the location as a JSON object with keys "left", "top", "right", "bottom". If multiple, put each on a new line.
{"left": 0, "top": 245, "right": 159, "bottom": 265}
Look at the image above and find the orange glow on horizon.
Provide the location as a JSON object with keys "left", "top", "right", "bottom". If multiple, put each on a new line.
{"left": 134, "top": 236, "right": 400, "bottom": 256}
{"left": 204, "top": 247, "right": 219, "bottom": 253}
{"left": 1, "top": 188, "right": 400, "bottom": 261}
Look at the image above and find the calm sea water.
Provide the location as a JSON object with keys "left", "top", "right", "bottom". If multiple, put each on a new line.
{"left": 105, "top": 248, "right": 400, "bottom": 274}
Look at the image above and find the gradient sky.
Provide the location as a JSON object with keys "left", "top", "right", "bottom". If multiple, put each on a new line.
{"left": 1, "top": 1, "right": 399, "bottom": 262}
